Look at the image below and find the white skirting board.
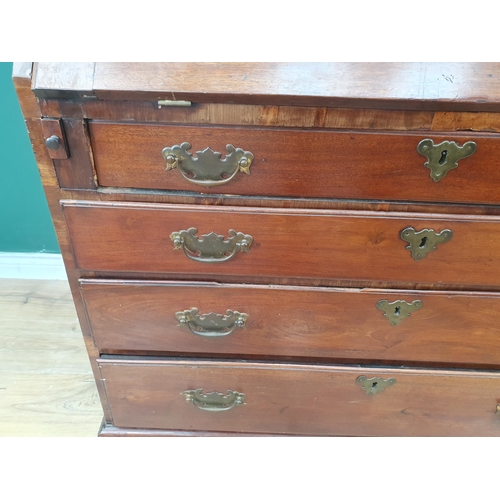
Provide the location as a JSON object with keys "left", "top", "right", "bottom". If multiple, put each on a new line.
{"left": 0, "top": 252, "right": 66, "bottom": 280}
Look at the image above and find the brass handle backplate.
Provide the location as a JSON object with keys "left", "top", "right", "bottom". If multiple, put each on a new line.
{"left": 356, "top": 376, "right": 396, "bottom": 396}
{"left": 417, "top": 139, "right": 476, "bottom": 182}
{"left": 162, "top": 142, "right": 254, "bottom": 187}
{"left": 401, "top": 227, "right": 453, "bottom": 260}
{"left": 376, "top": 299, "right": 422, "bottom": 326}
{"left": 182, "top": 389, "right": 246, "bottom": 411}
{"left": 170, "top": 228, "right": 253, "bottom": 263}
{"left": 176, "top": 308, "right": 248, "bottom": 337}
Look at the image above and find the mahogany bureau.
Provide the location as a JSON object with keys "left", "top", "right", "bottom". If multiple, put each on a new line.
{"left": 14, "top": 62, "right": 500, "bottom": 436}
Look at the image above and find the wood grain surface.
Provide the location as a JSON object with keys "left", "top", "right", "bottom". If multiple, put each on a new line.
{"left": 85, "top": 103, "right": 438, "bottom": 130}
{"left": 63, "top": 201, "right": 500, "bottom": 287}
{"left": 36, "top": 98, "right": 500, "bottom": 134}
{"left": 98, "top": 424, "right": 279, "bottom": 437}
{"left": 81, "top": 280, "right": 500, "bottom": 367}
{"left": 88, "top": 122, "right": 500, "bottom": 205}
{"left": 52, "top": 119, "right": 96, "bottom": 189}
{"left": 31, "top": 94, "right": 500, "bottom": 132}
{"left": 18, "top": 63, "right": 500, "bottom": 437}
{"left": 0, "top": 279, "right": 102, "bottom": 436}
{"left": 32, "top": 63, "right": 500, "bottom": 111}
{"left": 33, "top": 62, "right": 94, "bottom": 95}
{"left": 98, "top": 358, "right": 500, "bottom": 436}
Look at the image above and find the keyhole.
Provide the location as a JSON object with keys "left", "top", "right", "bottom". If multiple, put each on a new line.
{"left": 419, "top": 237, "right": 428, "bottom": 248}
{"left": 394, "top": 306, "right": 401, "bottom": 316}
{"left": 438, "top": 150, "right": 448, "bottom": 165}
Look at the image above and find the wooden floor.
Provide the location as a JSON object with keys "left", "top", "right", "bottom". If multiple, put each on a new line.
{"left": 0, "top": 278, "right": 102, "bottom": 436}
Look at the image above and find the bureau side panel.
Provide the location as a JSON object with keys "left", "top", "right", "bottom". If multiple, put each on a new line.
{"left": 12, "top": 69, "right": 109, "bottom": 426}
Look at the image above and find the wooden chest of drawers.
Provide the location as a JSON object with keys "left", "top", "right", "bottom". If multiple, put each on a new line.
{"left": 14, "top": 62, "right": 500, "bottom": 436}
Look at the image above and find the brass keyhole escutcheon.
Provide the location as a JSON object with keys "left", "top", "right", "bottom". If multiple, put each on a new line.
{"left": 417, "top": 139, "right": 476, "bottom": 182}
{"left": 356, "top": 376, "right": 396, "bottom": 395}
{"left": 401, "top": 227, "right": 453, "bottom": 260}
{"left": 376, "top": 299, "right": 423, "bottom": 326}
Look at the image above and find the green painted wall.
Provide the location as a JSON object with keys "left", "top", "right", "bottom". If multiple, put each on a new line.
{"left": 0, "top": 62, "right": 60, "bottom": 253}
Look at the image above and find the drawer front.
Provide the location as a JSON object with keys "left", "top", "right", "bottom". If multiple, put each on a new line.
{"left": 82, "top": 280, "right": 500, "bottom": 367}
{"left": 98, "top": 359, "right": 500, "bottom": 436}
{"left": 89, "top": 122, "right": 500, "bottom": 205}
{"left": 64, "top": 201, "right": 500, "bottom": 287}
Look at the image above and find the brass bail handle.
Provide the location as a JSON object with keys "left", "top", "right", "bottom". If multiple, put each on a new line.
{"left": 176, "top": 308, "right": 249, "bottom": 337}
{"left": 182, "top": 389, "right": 246, "bottom": 411}
{"left": 162, "top": 142, "right": 254, "bottom": 187}
{"left": 170, "top": 228, "right": 253, "bottom": 263}
{"left": 417, "top": 139, "right": 476, "bottom": 182}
